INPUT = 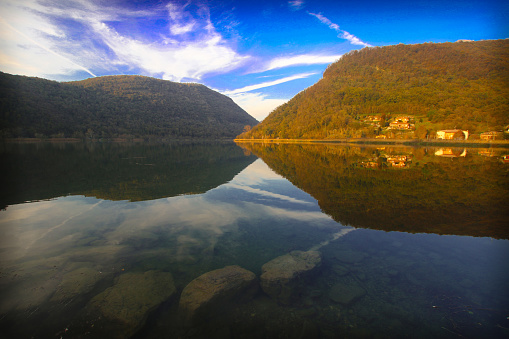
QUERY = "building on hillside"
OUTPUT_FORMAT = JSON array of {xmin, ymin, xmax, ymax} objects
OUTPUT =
[
  {"xmin": 389, "ymin": 121, "xmax": 411, "ymax": 129},
  {"xmin": 436, "ymin": 129, "xmax": 469, "ymax": 140},
  {"xmin": 387, "ymin": 116, "xmax": 414, "ymax": 130},
  {"xmin": 389, "ymin": 122, "xmax": 413, "ymax": 130},
  {"xmin": 367, "ymin": 115, "xmax": 382, "ymax": 122},
  {"xmin": 480, "ymin": 131, "xmax": 504, "ymax": 140},
  {"xmin": 395, "ymin": 116, "xmax": 411, "ymax": 123},
  {"xmin": 359, "ymin": 161, "xmax": 379, "ymax": 168},
  {"xmin": 363, "ymin": 115, "xmax": 382, "ymax": 128}
]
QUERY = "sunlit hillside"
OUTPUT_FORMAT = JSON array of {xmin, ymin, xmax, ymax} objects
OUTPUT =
[{"xmin": 238, "ymin": 39, "xmax": 509, "ymax": 140}]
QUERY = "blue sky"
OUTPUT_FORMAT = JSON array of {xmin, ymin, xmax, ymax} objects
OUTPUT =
[{"xmin": 0, "ymin": 0, "xmax": 507, "ymax": 120}]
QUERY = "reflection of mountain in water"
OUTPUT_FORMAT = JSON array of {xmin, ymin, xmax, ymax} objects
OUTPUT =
[
  {"xmin": 1, "ymin": 142, "xmax": 257, "ymax": 208},
  {"xmin": 237, "ymin": 142, "xmax": 509, "ymax": 239}
]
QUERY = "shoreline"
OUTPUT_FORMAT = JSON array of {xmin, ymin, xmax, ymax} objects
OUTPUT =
[
  {"xmin": 3, "ymin": 137, "xmax": 509, "ymax": 148},
  {"xmin": 234, "ymin": 138, "xmax": 509, "ymax": 148},
  {"xmin": 1, "ymin": 137, "xmax": 235, "ymax": 143}
]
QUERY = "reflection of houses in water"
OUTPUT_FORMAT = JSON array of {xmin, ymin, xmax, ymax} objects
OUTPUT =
[
  {"xmin": 386, "ymin": 155, "xmax": 411, "ymax": 168},
  {"xmin": 436, "ymin": 129, "xmax": 469, "ymax": 140},
  {"xmin": 390, "ymin": 161, "xmax": 407, "ymax": 168},
  {"xmin": 359, "ymin": 154, "xmax": 412, "ymax": 168},
  {"xmin": 478, "ymin": 149, "xmax": 498, "ymax": 157},
  {"xmin": 434, "ymin": 148, "xmax": 467, "ymax": 157}
]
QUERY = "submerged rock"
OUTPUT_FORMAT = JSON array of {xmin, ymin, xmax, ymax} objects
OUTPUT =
[
  {"xmin": 329, "ymin": 282, "xmax": 366, "ymax": 305},
  {"xmin": 87, "ymin": 270, "xmax": 176, "ymax": 337},
  {"xmin": 333, "ymin": 250, "xmax": 366, "ymax": 264},
  {"xmin": 332, "ymin": 264, "xmax": 350, "ymax": 276},
  {"xmin": 260, "ymin": 250, "xmax": 321, "ymax": 303},
  {"xmin": 51, "ymin": 266, "xmax": 105, "ymax": 303},
  {"xmin": 179, "ymin": 265, "xmax": 257, "ymax": 325}
]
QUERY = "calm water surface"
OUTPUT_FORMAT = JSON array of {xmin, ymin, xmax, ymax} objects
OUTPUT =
[{"xmin": 0, "ymin": 141, "xmax": 508, "ymax": 338}]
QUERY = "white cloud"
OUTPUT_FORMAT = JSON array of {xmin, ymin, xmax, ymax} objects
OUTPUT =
[
  {"xmin": 309, "ymin": 12, "xmax": 340, "ymax": 30},
  {"xmin": 288, "ymin": 0, "xmax": 305, "ymax": 11},
  {"xmin": 167, "ymin": 2, "xmax": 196, "ymax": 35},
  {"xmin": 221, "ymin": 72, "xmax": 317, "ymax": 120},
  {"xmin": 223, "ymin": 72, "xmax": 316, "ymax": 95},
  {"xmin": 262, "ymin": 53, "xmax": 342, "ymax": 72},
  {"xmin": 0, "ymin": 16, "xmax": 97, "ymax": 77},
  {"xmin": 92, "ymin": 20, "xmax": 248, "ymax": 81},
  {"xmin": 342, "ymin": 30, "xmax": 368, "ymax": 47},
  {"xmin": 227, "ymin": 92, "xmax": 287, "ymax": 121},
  {"xmin": 0, "ymin": 0, "xmax": 106, "ymax": 78},
  {"xmin": 308, "ymin": 12, "xmax": 372, "ymax": 47},
  {"xmin": 0, "ymin": 0, "xmax": 250, "ymax": 81}
]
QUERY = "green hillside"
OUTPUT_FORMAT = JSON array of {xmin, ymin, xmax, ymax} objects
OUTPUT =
[
  {"xmin": 238, "ymin": 39, "xmax": 509, "ymax": 140},
  {"xmin": 0, "ymin": 73, "xmax": 258, "ymax": 139}
]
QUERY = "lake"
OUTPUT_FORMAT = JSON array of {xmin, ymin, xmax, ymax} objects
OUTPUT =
[{"xmin": 0, "ymin": 141, "xmax": 508, "ymax": 338}]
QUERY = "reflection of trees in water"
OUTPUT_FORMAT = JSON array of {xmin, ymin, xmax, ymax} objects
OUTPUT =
[
  {"xmin": 238, "ymin": 142, "xmax": 509, "ymax": 239},
  {"xmin": 1, "ymin": 142, "xmax": 257, "ymax": 207}
]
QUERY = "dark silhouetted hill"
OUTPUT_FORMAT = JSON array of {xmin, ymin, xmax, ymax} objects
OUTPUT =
[{"xmin": 0, "ymin": 73, "xmax": 258, "ymax": 139}]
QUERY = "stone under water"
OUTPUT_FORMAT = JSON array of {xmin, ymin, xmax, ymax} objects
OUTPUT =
[
  {"xmin": 328, "ymin": 282, "xmax": 366, "ymax": 305},
  {"xmin": 86, "ymin": 270, "xmax": 176, "ymax": 338},
  {"xmin": 260, "ymin": 250, "xmax": 322, "ymax": 303},
  {"xmin": 178, "ymin": 265, "xmax": 257, "ymax": 326}
]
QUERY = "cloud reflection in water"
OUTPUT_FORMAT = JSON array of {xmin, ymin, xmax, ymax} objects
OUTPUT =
[{"xmin": 0, "ymin": 158, "xmax": 348, "ymax": 315}]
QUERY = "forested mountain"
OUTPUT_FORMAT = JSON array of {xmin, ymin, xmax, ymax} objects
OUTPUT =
[
  {"xmin": 238, "ymin": 39, "xmax": 509, "ymax": 140},
  {"xmin": 0, "ymin": 73, "xmax": 258, "ymax": 139}
]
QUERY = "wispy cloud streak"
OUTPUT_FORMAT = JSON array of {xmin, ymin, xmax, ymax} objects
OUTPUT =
[
  {"xmin": 0, "ymin": 0, "xmax": 249, "ymax": 81},
  {"xmin": 288, "ymin": 0, "xmax": 305, "ymax": 11},
  {"xmin": 263, "ymin": 54, "xmax": 342, "ymax": 72},
  {"xmin": 167, "ymin": 2, "xmax": 197, "ymax": 35},
  {"xmin": 0, "ymin": 15, "xmax": 97, "ymax": 77},
  {"xmin": 308, "ymin": 12, "xmax": 371, "ymax": 47},
  {"xmin": 223, "ymin": 72, "xmax": 316, "ymax": 95},
  {"xmin": 91, "ymin": 19, "xmax": 248, "ymax": 81},
  {"xmin": 222, "ymin": 71, "xmax": 318, "ymax": 120}
]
